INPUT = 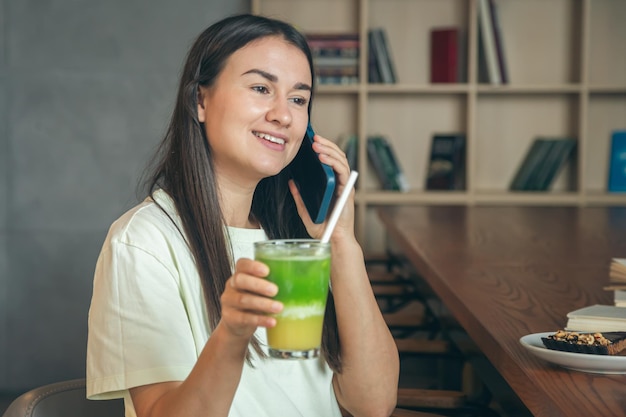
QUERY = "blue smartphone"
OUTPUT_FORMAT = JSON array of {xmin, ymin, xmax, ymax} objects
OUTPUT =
[{"xmin": 290, "ymin": 123, "xmax": 336, "ymax": 224}]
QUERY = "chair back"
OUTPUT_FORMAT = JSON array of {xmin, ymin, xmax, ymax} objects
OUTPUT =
[{"xmin": 2, "ymin": 378, "xmax": 123, "ymax": 417}]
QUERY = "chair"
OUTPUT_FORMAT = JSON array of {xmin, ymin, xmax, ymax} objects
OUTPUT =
[
  {"xmin": 366, "ymin": 253, "xmax": 457, "ymax": 357},
  {"xmin": 366, "ymin": 254, "xmax": 501, "ymax": 417},
  {"xmin": 2, "ymin": 378, "xmax": 123, "ymax": 417},
  {"xmin": 4, "ymin": 380, "xmax": 468, "ymax": 417}
]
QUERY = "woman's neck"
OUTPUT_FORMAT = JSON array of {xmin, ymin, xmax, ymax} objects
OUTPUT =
[{"xmin": 217, "ymin": 177, "xmax": 259, "ymax": 229}]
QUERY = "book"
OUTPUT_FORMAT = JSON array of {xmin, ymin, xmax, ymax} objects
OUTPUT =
[
  {"xmin": 375, "ymin": 136, "xmax": 410, "ymax": 192},
  {"xmin": 366, "ymin": 136, "xmax": 408, "ymax": 191},
  {"xmin": 313, "ymin": 56, "xmax": 359, "ymax": 68},
  {"xmin": 477, "ymin": 0, "xmax": 501, "ymax": 84},
  {"xmin": 509, "ymin": 138, "xmax": 554, "ymax": 191},
  {"xmin": 610, "ymin": 258, "xmax": 626, "ymax": 283},
  {"xmin": 566, "ymin": 304, "xmax": 626, "ymax": 332},
  {"xmin": 430, "ymin": 27, "xmax": 459, "ymax": 83},
  {"xmin": 367, "ymin": 30, "xmax": 381, "ymax": 83},
  {"xmin": 368, "ymin": 28, "xmax": 397, "ymax": 84},
  {"xmin": 317, "ymin": 75, "xmax": 359, "ymax": 85},
  {"xmin": 306, "ymin": 32, "xmax": 360, "ymax": 85},
  {"xmin": 476, "ymin": 26, "xmax": 489, "ymax": 83},
  {"xmin": 306, "ymin": 33, "xmax": 360, "ymax": 58},
  {"xmin": 425, "ymin": 134, "xmax": 466, "ymax": 190},
  {"xmin": 615, "ymin": 290, "xmax": 626, "ymax": 308},
  {"xmin": 522, "ymin": 140, "xmax": 559, "ymax": 191},
  {"xmin": 367, "ymin": 137, "xmax": 396, "ymax": 190},
  {"xmin": 603, "ymin": 258, "xmax": 626, "ymax": 294},
  {"xmin": 603, "ymin": 259, "xmax": 626, "ymax": 306},
  {"xmin": 488, "ymin": 0, "xmax": 509, "ymax": 83},
  {"xmin": 607, "ymin": 130, "xmax": 626, "ymax": 192},
  {"xmin": 378, "ymin": 29, "xmax": 397, "ymax": 83},
  {"xmin": 531, "ymin": 138, "xmax": 576, "ymax": 191}
]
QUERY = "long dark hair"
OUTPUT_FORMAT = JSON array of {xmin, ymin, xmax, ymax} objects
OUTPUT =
[{"xmin": 142, "ymin": 14, "xmax": 341, "ymax": 371}]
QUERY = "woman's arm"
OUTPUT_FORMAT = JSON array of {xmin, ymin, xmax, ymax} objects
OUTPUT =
[
  {"xmin": 291, "ymin": 135, "xmax": 399, "ymax": 417},
  {"xmin": 328, "ymin": 234, "xmax": 399, "ymax": 417},
  {"xmin": 130, "ymin": 259, "xmax": 282, "ymax": 417}
]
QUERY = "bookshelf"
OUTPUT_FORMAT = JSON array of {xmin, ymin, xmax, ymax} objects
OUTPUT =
[{"xmin": 251, "ymin": 0, "xmax": 626, "ymax": 252}]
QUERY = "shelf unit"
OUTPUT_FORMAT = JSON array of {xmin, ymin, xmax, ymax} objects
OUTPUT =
[{"xmin": 251, "ymin": 0, "xmax": 626, "ymax": 252}]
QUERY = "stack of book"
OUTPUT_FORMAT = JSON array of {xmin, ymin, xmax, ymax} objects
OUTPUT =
[
  {"xmin": 509, "ymin": 137, "xmax": 576, "ymax": 191},
  {"xmin": 477, "ymin": 0, "xmax": 508, "ymax": 84},
  {"xmin": 604, "ymin": 258, "xmax": 626, "ymax": 307},
  {"xmin": 368, "ymin": 28, "xmax": 397, "ymax": 84},
  {"xmin": 568, "ymin": 259, "xmax": 626, "ymax": 330},
  {"xmin": 610, "ymin": 258, "xmax": 626, "ymax": 283},
  {"xmin": 306, "ymin": 33, "xmax": 359, "ymax": 85},
  {"xmin": 566, "ymin": 304, "xmax": 626, "ymax": 332}
]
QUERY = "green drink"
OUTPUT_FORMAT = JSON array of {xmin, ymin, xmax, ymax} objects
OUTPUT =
[{"xmin": 254, "ymin": 239, "xmax": 331, "ymax": 359}]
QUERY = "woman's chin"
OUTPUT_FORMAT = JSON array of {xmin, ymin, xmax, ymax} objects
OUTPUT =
[{"xmin": 256, "ymin": 163, "xmax": 286, "ymax": 179}]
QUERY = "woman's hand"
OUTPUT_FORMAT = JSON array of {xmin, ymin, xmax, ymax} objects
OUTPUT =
[
  {"xmin": 290, "ymin": 133, "xmax": 355, "ymax": 241},
  {"xmin": 131, "ymin": 259, "xmax": 284, "ymax": 417},
  {"xmin": 220, "ymin": 258, "xmax": 283, "ymax": 341}
]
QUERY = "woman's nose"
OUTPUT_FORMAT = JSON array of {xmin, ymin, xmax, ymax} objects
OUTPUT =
[{"xmin": 266, "ymin": 98, "xmax": 292, "ymax": 126}]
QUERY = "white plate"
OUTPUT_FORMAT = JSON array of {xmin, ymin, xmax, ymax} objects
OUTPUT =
[{"xmin": 519, "ymin": 332, "xmax": 626, "ymax": 374}]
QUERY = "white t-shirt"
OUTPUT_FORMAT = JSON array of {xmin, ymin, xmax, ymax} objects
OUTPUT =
[{"xmin": 86, "ymin": 189, "xmax": 341, "ymax": 417}]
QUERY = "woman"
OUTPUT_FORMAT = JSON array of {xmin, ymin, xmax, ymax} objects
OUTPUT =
[{"xmin": 86, "ymin": 13, "xmax": 398, "ymax": 417}]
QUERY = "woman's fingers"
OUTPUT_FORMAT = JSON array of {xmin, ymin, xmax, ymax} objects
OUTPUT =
[
  {"xmin": 220, "ymin": 259, "xmax": 282, "ymax": 337},
  {"xmin": 224, "ymin": 281, "xmax": 281, "ymax": 313},
  {"xmin": 221, "ymin": 306, "xmax": 277, "ymax": 332},
  {"xmin": 312, "ymin": 135, "xmax": 354, "ymax": 200},
  {"xmin": 228, "ymin": 259, "xmax": 275, "ymax": 295},
  {"xmin": 289, "ymin": 133, "xmax": 357, "ymax": 238},
  {"xmin": 312, "ymin": 136, "xmax": 350, "ymax": 175}
]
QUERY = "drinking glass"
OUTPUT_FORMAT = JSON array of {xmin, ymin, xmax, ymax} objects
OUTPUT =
[{"xmin": 254, "ymin": 239, "xmax": 331, "ymax": 359}]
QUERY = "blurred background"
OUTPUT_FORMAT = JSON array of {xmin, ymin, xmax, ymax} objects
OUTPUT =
[{"xmin": 0, "ymin": 0, "xmax": 248, "ymax": 402}]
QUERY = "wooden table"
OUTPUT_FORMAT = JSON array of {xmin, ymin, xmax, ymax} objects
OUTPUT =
[{"xmin": 377, "ymin": 205, "xmax": 626, "ymax": 417}]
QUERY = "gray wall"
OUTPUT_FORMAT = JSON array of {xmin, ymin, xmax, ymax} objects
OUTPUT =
[{"xmin": 0, "ymin": 0, "xmax": 249, "ymax": 392}]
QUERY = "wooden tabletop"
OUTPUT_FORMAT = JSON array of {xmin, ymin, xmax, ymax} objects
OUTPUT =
[{"xmin": 377, "ymin": 205, "xmax": 626, "ymax": 417}]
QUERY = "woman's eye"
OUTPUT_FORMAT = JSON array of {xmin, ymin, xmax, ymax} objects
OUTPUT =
[
  {"xmin": 290, "ymin": 97, "xmax": 308, "ymax": 106},
  {"xmin": 252, "ymin": 85, "xmax": 269, "ymax": 94}
]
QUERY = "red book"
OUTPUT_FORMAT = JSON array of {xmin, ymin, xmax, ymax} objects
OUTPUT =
[{"xmin": 430, "ymin": 28, "xmax": 458, "ymax": 83}]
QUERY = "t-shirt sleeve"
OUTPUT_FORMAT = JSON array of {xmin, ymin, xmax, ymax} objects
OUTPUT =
[{"xmin": 86, "ymin": 235, "xmax": 198, "ymax": 400}]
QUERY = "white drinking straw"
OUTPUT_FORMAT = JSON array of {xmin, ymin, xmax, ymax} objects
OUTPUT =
[{"xmin": 320, "ymin": 170, "xmax": 359, "ymax": 244}]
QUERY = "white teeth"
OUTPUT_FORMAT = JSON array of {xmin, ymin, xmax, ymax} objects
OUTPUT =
[{"xmin": 255, "ymin": 131, "xmax": 285, "ymax": 145}]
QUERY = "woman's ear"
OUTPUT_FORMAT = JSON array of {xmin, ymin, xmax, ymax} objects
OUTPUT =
[{"xmin": 197, "ymin": 87, "xmax": 207, "ymax": 123}]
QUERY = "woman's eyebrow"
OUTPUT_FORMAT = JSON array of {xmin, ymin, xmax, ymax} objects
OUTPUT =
[{"xmin": 243, "ymin": 68, "xmax": 312, "ymax": 92}]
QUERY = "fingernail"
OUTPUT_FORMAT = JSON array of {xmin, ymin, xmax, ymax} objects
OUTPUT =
[
  {"xmin": 271, "ymin": 301, "xmax": 283, "ymax": 313},
  {"xmin": 267, "ymin": 284, "xmax": 278, "ymax": 296}
]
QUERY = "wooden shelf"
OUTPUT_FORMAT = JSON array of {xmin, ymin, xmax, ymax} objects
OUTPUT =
[
  {"xmin": 252, "ymin": 0, "xmax": 626, "ymax": 252},
  {"xmin": 476, "ymin": 85, "xmax": 583, "ymax": 94}
]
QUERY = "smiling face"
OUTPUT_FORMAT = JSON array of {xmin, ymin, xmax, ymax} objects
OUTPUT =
[{"xmin": 197, "ymin": 35, "xmax": 313, "ymax": 187}]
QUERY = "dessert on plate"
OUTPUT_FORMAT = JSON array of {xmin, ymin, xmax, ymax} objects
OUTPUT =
[{"xmin": 541, "ymin": 330, "xmax": 626, "ymax": 355}]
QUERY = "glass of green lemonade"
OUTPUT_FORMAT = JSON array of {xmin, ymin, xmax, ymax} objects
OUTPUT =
[{"xmin": 254, "ymin": 239, "xmax": 331, "ymax": 359}]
